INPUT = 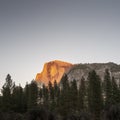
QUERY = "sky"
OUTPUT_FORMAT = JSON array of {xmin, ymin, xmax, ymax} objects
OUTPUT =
[{"xmin": 0, "ymin": 0, "xmax": 120, "ymax": 89}]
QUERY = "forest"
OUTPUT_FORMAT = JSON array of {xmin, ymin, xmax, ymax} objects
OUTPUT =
[{"xmin": 0, "ymin": 69, "xmax": 120, "ymax": 120}]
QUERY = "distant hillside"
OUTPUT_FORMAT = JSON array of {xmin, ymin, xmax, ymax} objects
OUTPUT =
[{"xmin": 67, "ymin": 62, "xmax": 120, "ymax": 84}]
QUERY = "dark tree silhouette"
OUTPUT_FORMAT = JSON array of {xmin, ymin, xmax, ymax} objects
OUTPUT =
[
  {"xmin": 104, "ymin": 69, "xmax": 112, "ymax": 106},
  {"xmin": 2, "ymin": 74, "xmax": 15, "ymax": 111},
  {"xmin": 87, "ymin": 70, "xmax": 103, "ymax": 120},
  {"xmin": 70, "ymin": 79, "xmax": 78, "ymax": 113},
  {"xmin": 111, "ymin": 76, "xmax": 120, "ymax": 104},
  {"xmin": 12, "ymin": 85, "xmax": 25, "ymax": 113},
  {"xmin": 78, "ymin": 76, "xmax": 86, "ymax": 112},
  {"xmin": 28, "ymin": 80, "xmax": 38, "ymax": 109},
  {"xmin": 59, "ymin": 74, "xmax": 71, "ymax": 116}
]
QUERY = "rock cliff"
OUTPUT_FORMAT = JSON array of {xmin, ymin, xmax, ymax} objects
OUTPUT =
[
  {"xmin": 35, "ymin": 60, "xmax": 73, "ymax": 85},
  {"xmin": 36, "ymin": 60, "xmax": 120, "ymax": 86}
]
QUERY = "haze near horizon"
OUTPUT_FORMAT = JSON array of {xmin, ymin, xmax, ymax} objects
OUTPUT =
[{"xmin": 0, "ymin": 0, "xmax": 120, "ymax": 88}]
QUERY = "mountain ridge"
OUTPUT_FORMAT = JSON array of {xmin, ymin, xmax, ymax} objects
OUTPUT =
[{"xmin": 35, "ymin": 60, "xmax": 120, "ymax": 86}]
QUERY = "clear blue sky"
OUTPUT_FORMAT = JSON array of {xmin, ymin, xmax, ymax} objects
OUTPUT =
[{"xmin": 0, "ymin": 0, "xmax": 120, "ymax": 88}]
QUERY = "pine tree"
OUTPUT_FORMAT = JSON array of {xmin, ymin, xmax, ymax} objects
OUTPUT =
[
  {"xmin": 53, "ymin": 80, "xmax": 60, "ymax": 111},
  {"xmin": 48, "ymin": 81, "xmax": 54, "ymax": 101},
  {"xmin": 59, "ymin": 74, "xmax": 70, "ymax": 115},
  {"xmin": 24, "ymin": 82, "xmax": 30, "ymax": 111},
  {"xmin": 78, "ymin": 76, "xmax": 86, "ymax": 112},
  {"xmin": 0, "ymin": 95, "xmax": 2, "ymax": 111},
  {"xmin": 54, "ymin": 80, "xmax": 59, "ymax": 100},
  {"xmin": 104, "ymin": 69, "xmax": 112, "ymax": 106},
  {"xmin": 28, "ymin": 80, "xmax": 38, "ymax": 109},
  {"xmin": 70, "ymin": 79, "xmax": 78, "ymax": 113},
  {"xmin": 111, "ymin": 76, "xmax": 120, "ymax": 104},
  {"xmin": 42, "ymin": 84, "xmax": 49, "ymax": 108},
  {"xmin": 38, "ymin": 88, "xmax": 43, "ymax": 105},
  {"xmin": 48, "ymin": 81, "xmax": 55, "ymax": 111},
  {"xmin": 60, "ymin": 74, "xmax": 69, "ymax": 90},
  {"xmin": 88, "ymin": 70, "xmax": 103, "ymax": 120},
  {"xmin": 12, "ymin": 85, "xmax": 24, "ymax": 113},
  {"xmin": 1, "ymin": 74, "xmax": 15, "ymax": 111}
]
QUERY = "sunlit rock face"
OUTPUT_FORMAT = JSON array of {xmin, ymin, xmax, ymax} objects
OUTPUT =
[{"xmin": 35, "ymin": 60, "xmax": 73, "ymax": 86}]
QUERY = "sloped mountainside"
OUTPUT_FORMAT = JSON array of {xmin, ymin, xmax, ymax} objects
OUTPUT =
[
  {"xmin": 36, "ymin": 60, "xmax": 120, "ymax": 86},
  {"xmin": 67, "ymin": 62, "xmax": 120, "ymax": 84},
  {"xmin": 35, "ymin": 60, "xmax": 73, "ymax": 85}
]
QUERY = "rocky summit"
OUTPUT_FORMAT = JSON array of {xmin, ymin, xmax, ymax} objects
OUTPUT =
[{"xmin": 35, "ymin": 60, "xmax": 73, "ymax": 85}]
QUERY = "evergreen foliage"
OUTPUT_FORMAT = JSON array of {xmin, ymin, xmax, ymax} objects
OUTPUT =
[
  {"xmin": 53, "ymin": 80, "xmax": 60, "ymax": 112},
  {"xmin": 42, "ymin": 84, "xmax": 49, "ymax": 108},
  {"xmin": 78, "ymin": 77, "xmax": 86, "ymax": 111},
  {"xmin": 12, "ymin": 85, "xmax": 25, "ymax": 113},
  {"xmin": 59, "ymin": 74, "xmax": 71, "ymax": 115},
  {"xmin": 87, "ymin": 70, "xmax": 103, "ymax": 120},
  {"xmin": 0, "ymin": 72, "xmax": 120, "ymax": 120},
  {"xmin": 0, "ymin": 96, "xmax": 2, "ymax": 110},
  {"xmin": 1, "ymin": 74, "xmax": 15, "ymax": 111},
  {"xmin": 111, "ymin": 76, "xmax": 120, "ymax": 104},
  {"xmin": 104, "ymin": 69, "xmax": 112, "ymax": 106},
  {"xmin": 28, "ymin": 80, "xmax": 38, "ymax": 109},
  {"xmin": 48, "ymin": 80, "xmax": 55, "ymax": 111},
  {"xmin": 24, "ymin": 82, "xmax": 30, "ymax": 111},
  {"xmin": 70, "ymin": 79, "xmax": 78, "ymax": 113}
]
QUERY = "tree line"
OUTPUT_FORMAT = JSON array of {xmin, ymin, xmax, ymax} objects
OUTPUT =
[{"xmin": 0, "ymin": 69, "xmax": 120, "ymax": 120}]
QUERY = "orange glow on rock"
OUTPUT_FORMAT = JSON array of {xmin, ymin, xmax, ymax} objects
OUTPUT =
[{"xmin": 35, "ymin": 60, "xmax": 73, "ymax": 85}]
